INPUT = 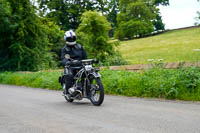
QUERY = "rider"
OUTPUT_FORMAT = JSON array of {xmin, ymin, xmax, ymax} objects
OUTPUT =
[{"xmin": 60, "ymin": 30, "xmax": 87, "ymax": 94}]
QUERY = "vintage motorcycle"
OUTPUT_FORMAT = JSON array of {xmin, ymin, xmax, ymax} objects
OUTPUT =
[{"xmin": 59, "ymin": 59, "xmax": 104, "ymax": 106}]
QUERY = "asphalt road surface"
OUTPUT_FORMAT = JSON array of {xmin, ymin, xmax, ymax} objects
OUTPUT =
[{"xmin": 0, "ymin": 84, "xmax": 200, "ymax": 133}]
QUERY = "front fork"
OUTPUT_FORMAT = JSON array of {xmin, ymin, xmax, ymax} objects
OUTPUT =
[
  {"xmin": 83, "ymin": 71, "xmax": 101, "ymax": 98},
  {"xmin": 82, "ymin": 70, "xmax": 91, "ymax": 98}
]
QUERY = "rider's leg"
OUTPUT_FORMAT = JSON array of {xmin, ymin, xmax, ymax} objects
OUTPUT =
[{"xmin": 63, "ymin": 67, "xmax": 74, "ymax": 94}]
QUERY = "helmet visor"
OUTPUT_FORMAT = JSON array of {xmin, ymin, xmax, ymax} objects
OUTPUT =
[{"xmin": 66, "ymin": 36, "xmax": 76, "ymax": 42}]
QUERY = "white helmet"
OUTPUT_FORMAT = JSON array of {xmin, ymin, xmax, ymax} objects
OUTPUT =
[{"xmin": 64, "ymin": 30, "xmax": 76, "ymax": 46}]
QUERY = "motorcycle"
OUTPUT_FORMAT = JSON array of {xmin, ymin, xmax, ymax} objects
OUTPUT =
[{"xmin": 59, "ymin": 59, "xmax": 104, "ymax": 106}]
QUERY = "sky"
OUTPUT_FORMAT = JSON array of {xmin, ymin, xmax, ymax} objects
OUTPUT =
[{"xmin": 159, "ymin": 0, "xmax": 199, "ymax": 29}]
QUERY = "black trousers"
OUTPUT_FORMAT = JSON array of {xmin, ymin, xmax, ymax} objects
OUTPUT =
[{"xmin": 63, "ymin": 67, "xmax": 80, "ymax": 93}]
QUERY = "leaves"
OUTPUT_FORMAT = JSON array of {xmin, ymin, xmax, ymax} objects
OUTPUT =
[
  {"xmin": 76, "ymin": 11, "xmax": 113, "ymax": 61},
  {"xmin": 0, "ymin": 0, "xmax": 63, "ymax": 71},
  {"xmin": 38, "ymin": 0, "xmax": 109, "ymax": 30},
  {"xmin": 115, "ymin": 0, "xmax": 167, "ymax": 40}
]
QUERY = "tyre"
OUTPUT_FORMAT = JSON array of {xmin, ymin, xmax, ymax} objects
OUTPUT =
[
  {"xmin": 62, "ymin": 83, "xmax": 74, "ymax": 103},
  {"xmin": 89, "ymin": 78, "xmax": 104, "ymax": 106}
]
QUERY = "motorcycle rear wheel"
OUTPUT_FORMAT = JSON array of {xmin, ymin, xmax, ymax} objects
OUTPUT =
[{"xmin": 89, "ymin": 78, "xmax": 104, "ymax": 106}]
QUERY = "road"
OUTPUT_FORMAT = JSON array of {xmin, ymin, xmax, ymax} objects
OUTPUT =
[{"xmin": 0, "ymin": 84, "xmax": 200, "ymax": 133}]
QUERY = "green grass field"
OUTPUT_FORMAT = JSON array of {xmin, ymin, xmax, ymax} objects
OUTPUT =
[{"xmin": 119, "ymin": 27, "xmax": 200, "ymax": 64}]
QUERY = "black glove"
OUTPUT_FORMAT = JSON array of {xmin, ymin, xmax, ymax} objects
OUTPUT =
[
  {"xmin": 72, "ymin": 60, "xmax": 81, "ymax": 65},
  {"xmin": 66, "ymin": 60, "xmax": 81, "ymax": 66},
  {"xmin": 65, "ymin": 61, "xmax": 72, "ymax": 66}
]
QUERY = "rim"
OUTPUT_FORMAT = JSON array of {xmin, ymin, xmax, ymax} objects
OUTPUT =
[{"xmin": 90, "ymin": 81, "xmax": 101, "ymax": 102}]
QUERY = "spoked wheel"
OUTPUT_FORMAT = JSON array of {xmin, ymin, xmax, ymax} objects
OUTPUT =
[
  {"xmin": 89, "ymin": 78, "xmax": 104, "ymax": 106},
  {"xmin": 62, "ymin": 83, "xmax": 74, "ymax": 103}
]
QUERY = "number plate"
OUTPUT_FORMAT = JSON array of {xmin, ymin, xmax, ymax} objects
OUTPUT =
[{"xmin": 85, "ymin": 65, "xmax": 92, "ymax": 71}]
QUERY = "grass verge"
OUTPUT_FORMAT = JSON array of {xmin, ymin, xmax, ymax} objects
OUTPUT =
[
  {"xmin": 119, "ymin": 27, "xmax": 200, "ymax": 64},
  {"xmin": 0, "ymin": 67, "xmax": 200, "ymax": 101}
]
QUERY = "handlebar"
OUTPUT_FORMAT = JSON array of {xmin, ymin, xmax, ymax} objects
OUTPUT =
[
  {"xmin": 81, "ymin": 59, "xmax": 99, "ymax": 65},
  {"xmin": 65, "ymin": 59, "xmax": 98, "ymax": 67}
]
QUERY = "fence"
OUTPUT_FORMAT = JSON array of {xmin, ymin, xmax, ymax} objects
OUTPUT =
[{"xmin": 102, "ymin": 62, "xmax": 200, "ymax": 71}]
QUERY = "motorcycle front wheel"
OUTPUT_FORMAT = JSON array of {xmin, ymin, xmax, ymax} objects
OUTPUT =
[{"xmin": 89, "ymin": 78, "xmax": 104, "ymax": 106}]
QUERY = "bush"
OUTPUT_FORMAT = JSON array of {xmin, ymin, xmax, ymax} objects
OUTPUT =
[
  {"xmin": 1, "ymin": 67, "xmax": 200, "ymax": 101},
  {"xmin": 101, "ymin": 67, "xmax": 200, "ymax": 101},
  {"xmin": 100, "ymin": 52, "xmax": 129, "ymax": 66}
]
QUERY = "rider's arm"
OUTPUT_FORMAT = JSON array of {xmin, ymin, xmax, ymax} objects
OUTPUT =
[{"xmin": 61, "ymin": 48, "xmax": 70, "ymax": 66}]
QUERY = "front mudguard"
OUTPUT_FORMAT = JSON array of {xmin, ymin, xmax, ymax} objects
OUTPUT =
[{"xmin": 89, "ymin": 71, "xmax": 101, "ymax": 78}]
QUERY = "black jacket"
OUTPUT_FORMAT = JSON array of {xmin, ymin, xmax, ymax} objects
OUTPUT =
[{"xmin": 61, "ymin": 43, "xmax": 87, "ymax": 66}]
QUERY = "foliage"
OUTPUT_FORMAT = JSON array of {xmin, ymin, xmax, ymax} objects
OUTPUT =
[
  {"xmin": 41, "ymin": 17, "xmax": 65, "ymax": 66},
  {"xmin": 0, "ymin": 0, "xmax": 56, "ymax": 71},
  {"xmin": 102, "ymin": 67, "xmax": 200, "ymax": 101},
  {"xmin": 106, "ymin": 0, "xmax": 119, "ymax": 37},
  {"xmin": 115, "ymin": 20, "xmax": 154, "ymax": 40},
  {"xmin": 107, "ymin": 0, "xmax": 119, "ymax": 27},
  {"xmin": 119, "ymin": 27, "xmax": 200, "ymax": 64},
  {"xmin": 115, "ymin": 0, "xmax": 156, "ymax": 40},
  {"xmin": 99, "ymin": 49, "xmax": 129, "ymax": 66},
  {"xmin": 110, "ymin": 0, "xmax": 167, "ymax": 37},
  {"xmin": 0, "ymin": 0, "xmax": 65, "ymax": 71},
  {"xmin": 1, "ymin": 67, "xmax": 200, "ymax": 101},
  {"xmin": 154, "ymin": 0, "xmax": 169, "ymax": 6},
  {"xmin": 76, "ymin": 11, "xmax": 114, "ymax": 62},
  {"xmin": 115, "ymin": 0, "xmax": 168, "ymax": 40},
  {"xmin": 38, "ymin": 0, "xmax": 122, "ymax": 38},
  {"xmin": 153, "ymin": 0, "xmax": 168, "ymax": 31},
  {"xmin": 194, "ymin": 11, "xmax": 200, "ymax": 26},
  {"xmin": 195, "ymin": 0, "xmax": 200, "ymax": 26},
  {"xmin": 37, "ymin": 0, "xmax": 167, "ymax": 37},
  {"xmin": 153, "ymin": 14, "xmax": 165, "ymax": 32},
  {"xmin": 38, "ymin": 0, "xmax": 109, "ymax": 30}
]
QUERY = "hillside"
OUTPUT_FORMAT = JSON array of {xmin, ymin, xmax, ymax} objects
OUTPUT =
[{"xmin": 119, "ymin": 27, "xmax": 200, "ymax": 64}]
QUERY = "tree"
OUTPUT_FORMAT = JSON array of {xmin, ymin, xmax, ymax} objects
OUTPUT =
[
  {"xmin": 195, "ymin": 0, "xmax": 200, "ymax": 25},
  {"xmin": 115, "ymin": 0, "xmax": 156, "ymax": 40},
  {"xmin": 106, "ymin": 0, "xmax": 119, "ymax": 37},
  {"xmin": 154, "ymin": 0, "xmax": 169, "ymax": 6},
  {"xmin": 153, "ymin": 0, "xmax": 169, "ymax": 32},
  {"xmin": 41, "ymin": 17, "xmax": 65, "ymax": 66},
  {"xmin": 0, "ymin": 0, "xmax": 57, "ymax": 71},
  {"xmin": 115, "ymin": 0, "xmax": 169, "ymax": 40},
  {"xmin": 107, "ymin": 0, "xmax": 119, "ymax": 27},
  {"xmin": 38, "ymin": 0, "xmax": 109, "ymax": 31},
  {"xmin": 153, "ymin": 14, "xmax": 165, "ymax": 32},
  {"xmin": 76, "ymin": 11, "xmax": 113, "ymax": 61},
  {"xmin": 106, "ymin": 0, "xmax": 168, "ymax": 37}
]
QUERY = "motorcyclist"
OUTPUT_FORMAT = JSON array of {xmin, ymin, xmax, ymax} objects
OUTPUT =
[{"xmin": 60, "ymin": 30, "xmax": 87, "ymax": 94}]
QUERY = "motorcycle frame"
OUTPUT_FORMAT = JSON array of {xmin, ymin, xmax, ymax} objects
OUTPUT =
[{"xmin": 72, "ymin": 64, "xmax": 101, "ymax": 98}]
